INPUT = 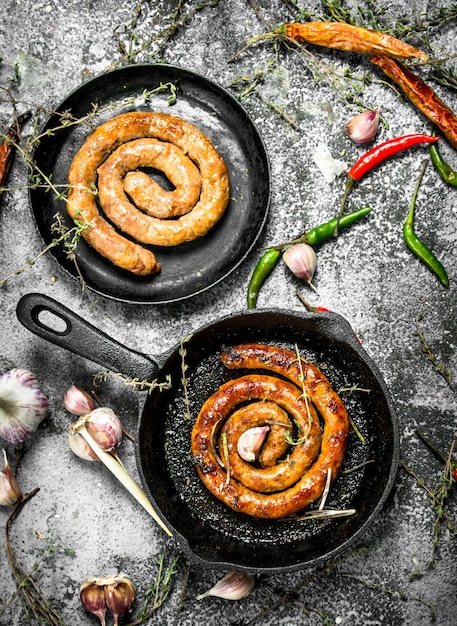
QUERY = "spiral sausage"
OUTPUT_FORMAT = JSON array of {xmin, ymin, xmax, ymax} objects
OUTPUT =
[
  {"xmin": 66, "ymin": 111, "xmax": 230, "ymax": 275},
  {"xmin": 192, "ymin": 344, "xmax": 350, "ymax": 519},
  {"xmin": 99, "ymin": 138, "xmax": 202, "ymax": 219}
]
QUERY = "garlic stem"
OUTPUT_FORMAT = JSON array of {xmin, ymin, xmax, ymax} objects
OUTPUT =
[{"xmin": 76, "ymin": 424, "xmax": 173, "ymax": 537}]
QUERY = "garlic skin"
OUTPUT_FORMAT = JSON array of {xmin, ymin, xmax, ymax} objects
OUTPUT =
[
  {"xmin": 345, "ymin": 109, "xmax": 380, "ymax": 144},
  {"xmin": 312, "ymin": 144, "xmax": 348, "ymax": 183},
  {"xmin": 0, "ymin": 449, "xmax": 23, "ymax": 506},
  {"xmin": 79, "ymin": 574, "xmax": 135, "ymax": 626},
  {"xmin": 104, "ymin": 573, "xmax": 136, "ymax": 626},
  {"xmin": 69, "ymin": 430, "xmax": 100, "ymax": 461},
  {"xmin": 64, "ymin": 385, "xmax": 96, "ymax": 416},
  {"xmin": 237, "ymin": 426, "xmax": 269, "ymax": 462},
  {"xmin": 283, "ymin": 243, "xmax": 317, "ymax": 285},
  {"xmin": 80, "ymin": 408, "xmax": 123, "ymax": 453},
  {"xmin": 80, "ymin": 577, "xmax": 108, "ymax": 626},
  {"xmin": 197, "ymin": 571, "xmax": 255, "ymax": 601},
  {"xmin": 0, "ymin": 368, "xmax": 48, "ymax": 443}
]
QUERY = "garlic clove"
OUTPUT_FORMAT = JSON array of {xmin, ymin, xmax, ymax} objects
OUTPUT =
[
  {"xmin": 85, "ymin": 407, "xmax": 123, "ymax": 453},
  {"xmin": 104, "ymin": 573, "xmax": 136, "ymax": 626},
  {"xmin": 0, "ymin": 368, "xmax": 48, "ymax": 443},
  {"xmin": 80, "ymin": 577, "xmax": 108, "ymax": 626},
  {"xmin": 196, "ymin": 571, "xmax": 256, "ymax": 601},
  {"xmin": 0, "ymin": 449, "xmax": 23, "ymax": 506},
  {"xmin": 63, "ymin": 385, "xmax": 96, "ymax": 416},
  {"xmin": 283, "ymin": 243, "xmax": 317, "ymax": 285},
  {"xmin": 345, "ymin": 108, "xmax": 380, "ymax": 144},
  {"xmin": 69, "ymin": 430, "xmax": 100, "ymax": 461},
  {"xmin": 237, "ymin": 426, "xmax": 270, "ymax": 462}
]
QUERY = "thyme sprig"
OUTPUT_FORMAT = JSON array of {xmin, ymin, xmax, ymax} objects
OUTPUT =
[
  {"xmin": 400, "ymin": 441, "xmax": 457, "ymax": 579},
  {"xmin": 415, "ymin": 311, "xmax": 454, "ymax": 391},
  {"xmin": 126, "ymin": 554, "xmax": 179, "ymax": 625},
  {"xmin": 93, "ymin": 370, "xmax": 172, "ymax": 394},
  {"xmin": 1, "ymin": 488, "xmax": 71, "ymax": 625},
  {"xmin": 0, "ymin": 212, "xmax": 90, "ymax": 286},
  {"xmin": 179, "ymin": 334, "xmax": 192, "ymax": 420}
]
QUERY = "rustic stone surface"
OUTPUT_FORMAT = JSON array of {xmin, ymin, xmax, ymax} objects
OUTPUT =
[{"xmin": 1, "ymin": 1, "xmax": 456, "ymax": 625}]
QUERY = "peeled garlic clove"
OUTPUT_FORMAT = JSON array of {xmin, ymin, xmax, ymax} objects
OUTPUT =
[
  {"xmin": 64, "ymin": 385, "xmax": 96, "ymax": 416},
  {"xmin": 69, "ymin": 430, "xmax": 99, "ymax": 461},
  {"xmin": 104, "ymin": 573, "xmax": 136, "ymax": 626},
  {"xmin": 85, "ymin": 407, "xmax": 123, "ymax": 453},
  {"xmin": 0, "ymin": 449, "xmax": 23, "ymax": 506},
  {"xmin": 0, "ymin": 368, "xmax": 48, "ymax": 443},
  {"xmin": 237, "ymin": 426, "xmax": 269, "ymax": 462},
  {"xmin": 283, "ymin": 243, "xmax": 317, "ymax": 285},
  {"xmin": 80, "ymin": 577, "xmax": 107, "ymax": 626},
  {"xmin": 197, "ymin": 571, "xmax": 255, "ymax": 601},
  {"xmin": 345, "ymin": 108, "xmax": 380, "ymax": 144}
]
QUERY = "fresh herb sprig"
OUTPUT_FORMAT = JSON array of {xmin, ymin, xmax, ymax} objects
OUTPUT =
[
  {"xmin": 128, "ymin": 554, "xmax": 179, "ymax": 625},
  {"xmin": 400, "ymin": 441, "xmax": 457, "ymax": 579},
  {"xmin": 415, "ymin": 311, "xmax": 454, "ymax": 391}
]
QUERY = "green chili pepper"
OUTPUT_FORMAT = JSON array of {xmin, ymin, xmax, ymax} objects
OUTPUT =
[
  {"xmin": 270, "ymin": 206, "xmax": 372, "ymax": 250},
  {"xmin": 429, "ymin": 130, "xmax": 457, "ymax": 186},
  {"xmin": 247, "ymin": 248, "xmax": 280, "ymax": 309},
  {"xmin": 247, "ymin": 206, "xmax": 372, "ymax": 309},
  {"xmin": 403, "ymin": 160, "xmax": 449, "ymax": 288}
]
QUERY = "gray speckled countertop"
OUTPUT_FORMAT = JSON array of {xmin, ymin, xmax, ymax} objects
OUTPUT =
[{"xmin": 1, "ymin": 1, "xmax": 457, "ymax": 625}]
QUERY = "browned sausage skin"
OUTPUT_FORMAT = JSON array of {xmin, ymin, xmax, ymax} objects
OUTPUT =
[
  {"xmin": 191, "ymin": 344, "xmax": 350, "ymax": 519},
  {"xmin": 66, "ymin": 111, "xmax": 230, "ymax": 275},
  {"xmin": 99, "ymin": 137, "xmax": 202, "ymax": 219}
]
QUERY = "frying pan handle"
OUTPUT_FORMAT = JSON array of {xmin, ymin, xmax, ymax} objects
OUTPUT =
[{"xmin": 16, "ymin": 293, "xmax": 160, "ymax": 381}]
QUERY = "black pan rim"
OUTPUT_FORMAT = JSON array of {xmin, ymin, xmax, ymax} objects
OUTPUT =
[{"xmin": 28, "ymin": 63, "xmax": 271, "ymax": 305}]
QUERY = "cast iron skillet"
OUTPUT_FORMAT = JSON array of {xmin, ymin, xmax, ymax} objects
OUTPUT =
[
  {"xmin": 17, "ymin": 293, "xmax": 400, "ymax": 574},
  {"xmin": 28, "ymin": 64, "xmax": 270, "ymax": 304}
]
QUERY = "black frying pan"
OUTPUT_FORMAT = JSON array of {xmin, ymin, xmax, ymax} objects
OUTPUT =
[
  {"xmin": 28, "ymin": 64, "xmax": 270, "ymax": 304},
  {"xmin": 16, "ymin": 292, "xmax": 400, "ymax": 574}
]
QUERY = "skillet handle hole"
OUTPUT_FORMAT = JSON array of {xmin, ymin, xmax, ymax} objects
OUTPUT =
[{"xmin": 34, "ymin": 306, "xmax": 71, "ymax": 337}]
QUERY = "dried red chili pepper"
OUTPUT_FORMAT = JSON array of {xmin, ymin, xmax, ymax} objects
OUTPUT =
[
  {"xmin": 283, "ymin": 22, "xmax": 427, "ymax": 61},
  {"xmin": 0, "ymin": 111, "xmax": 31, "ymax": 198}
]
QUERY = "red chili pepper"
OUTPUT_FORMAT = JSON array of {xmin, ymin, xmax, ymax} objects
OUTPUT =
[{"xmin": 348, "ymin": 133, "xmax": 440, "ymax": 181}]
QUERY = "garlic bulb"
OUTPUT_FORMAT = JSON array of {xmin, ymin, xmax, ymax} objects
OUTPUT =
[
  {"xmin": 0, "ymin": 368, "xmax": 48, "ymax": 443},
  {"xmin": 80, "ymin": 573, "xmax": 135, "ymax": 626},
  {"xmin": 104, "ymin": 573, "xmax": 136, "ymax": 626},
  {"xmin": 345, "ymin": 108, "xmax": 380, "ymax": 144},
  {"xmin": 70, "ymin": 408, "xmax": 123, "ymax": 460},
  {"xmin": 283, "ymin": 243, "xmax": 317, "ymax": 286},
  {"xmin": 237, "ymin": 426, "xmax": 269, "ymax": 462},
  {"xmin": 196, "ymin": 571, "xmax": 255, "ymax": 601},
  {"xmin": 85, "ymin": 408, "xmax": 123, "ymax": 453},
  {"xmin": 64, "ymin": 385, "xmax": 96, "ymax": 415},
  {"xmin": 69, "ymin": 431, "xmax": 100, "ymax": 461},
  {"xmin": 80, "ymin": 577, "xmax": 107, "ymax": 626},
  {"xmin": 0, "ymin": 449, "xmax": 23, "ymax": 506}
]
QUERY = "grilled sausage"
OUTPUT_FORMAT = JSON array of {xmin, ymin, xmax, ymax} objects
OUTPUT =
[
  {"xmin": 66, "ymin": 111, "xmax": 230, "ymax": 274},
  {"xmin": 191, "ymin": 344, "xmax": 350, "ymax": 519},
  {"xmin": 99, "ymin": 137, "xmax": 202, "ymax": 219}
]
